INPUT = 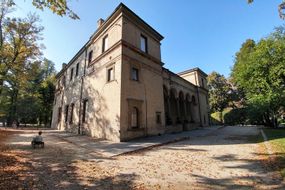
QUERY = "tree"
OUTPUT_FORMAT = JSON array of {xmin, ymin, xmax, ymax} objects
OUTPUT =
[
  {"xmin": 231, "ymin": 27, "xmax": 285, "ymax": 127},
  {"xmin": 37, "ymin": 59, "xmax": 56, "ymax": 126},
  {"xmin": 248, "ymin": 0, "xmax": 285, "ymax": 19},
  {"xmin": 0, "ymin": 0, "xmax": 42, "ymax": 125},
  {"xmin": 207, "ymin": 71, "xmax": 231, "ymax": 123},
  {"xmin": 3, "ymin": 0, "xmax": 79, "ymax": 19},
  {"xmin": 0, "ymin": 0, "xmax": 56, "ymax": 127},
  {"xmin": 231, "ymin": 39, "xmax": 256, "ymax": 96},
  {"xmin": 31, "ymin": 0, "xmax": 79, "ymax": 19},
  {"xmin": 0, "ymin": 0, "xmax": 43, "ymax": 95}
]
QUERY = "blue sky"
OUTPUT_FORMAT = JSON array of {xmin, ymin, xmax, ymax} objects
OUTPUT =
[{"xmin": 13, "ymin": 0, "xmax": 284, "ymax": 77}]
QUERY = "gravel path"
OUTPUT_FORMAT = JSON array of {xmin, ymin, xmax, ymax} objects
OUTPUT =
[{"xmin": 2, "ymin": 126, "xmax": 284, "ymax": 189}]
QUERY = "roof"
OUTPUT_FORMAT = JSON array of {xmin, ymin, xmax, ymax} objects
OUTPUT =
[
  {"xmin": 56, "ymin": 3, "xmax": 164, "ymax": 78},
  {"xmin": 177, "ymin": 67, "xmax": 208, "ymax": 77}
]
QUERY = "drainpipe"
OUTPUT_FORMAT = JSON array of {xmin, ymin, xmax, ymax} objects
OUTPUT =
[{"xmin": 78, "ymin": 49, "xmax": 87, "ymax": 134}]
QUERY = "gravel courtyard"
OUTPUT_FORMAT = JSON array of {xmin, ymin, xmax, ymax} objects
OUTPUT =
[{"xmin": 1, "ymin": 126, "xmax": 284, "ymax": 190}]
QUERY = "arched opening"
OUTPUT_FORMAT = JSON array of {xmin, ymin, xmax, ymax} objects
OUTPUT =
[
  {"xmin": 179, "ymin": 91, "xmax": 185, "ymax": 122},
  {"xmin": 191, "ymin": 95, "xmax": 197, "ymax": 122},
  {"xmin": 163, "ymin": 86, "xmax": 171, "ymax": 125},
  {"xmin": 170, "ymin": 89, "xmax": 178, "ymax": 124},
  {"xmin": 192, "ymin": 95, "xmax": 196, "ymax": 105},
  {"xmin": 131, "ymin": 107, "xmax": 139, "ymax": 128}
]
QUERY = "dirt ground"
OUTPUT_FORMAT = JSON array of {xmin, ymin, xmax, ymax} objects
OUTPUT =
[{"xmin": 0, "ymin": 126, "xmax": 284, "ymax": 190}]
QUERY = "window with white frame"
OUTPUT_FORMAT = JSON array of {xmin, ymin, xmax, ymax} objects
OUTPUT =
[
  {"xmin": 131, "ymin": 107, "xmax": 139, "ymax": 128},
  {"xmin": 102, "ymin": 35, "xmax": 108, "ymax": 53},
  {"xmin": 131, "ymin": 67, "xmax": 139, "ymax": 81},
  {"xmin": 140, "ymin": 34, "xmax": 148, "ymax": 53},
  {"xmin": 107, "ymin": 67, "xmax": 114, "ymax": 82},
  {"xmin": 88, "ymin": 50, "xmax": 93, "ymax": 64},
  {"xmin": 76, "ymin": 62, "xmax": 79, "ymax": 77}
]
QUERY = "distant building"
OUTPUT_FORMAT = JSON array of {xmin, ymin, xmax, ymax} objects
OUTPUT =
[{"xmin": 51, "ymin": 3, "xmax": 209, "ymax": 142}]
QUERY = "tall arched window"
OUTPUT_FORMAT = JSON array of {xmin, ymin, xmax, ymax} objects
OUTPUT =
[
  {"xmin": 192, "ymin": 95, "xmax": 196, "ymax": 105},
  {"xmin": 131, "ymin": 107, "xmax": 139, "ymax": 128}
]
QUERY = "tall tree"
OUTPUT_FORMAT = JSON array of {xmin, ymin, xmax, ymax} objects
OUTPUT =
[
  {"xmin": 0, "ymin": 1, "xmax": 43, "ymax": 95},
  {"xmin": 0, "ymin": 0, "xmax": 44, "ymax": 125},
  {"xmin": 231, "ymin": 28, "xmax": 285, "ymax": 127},
  {"xmin": 207, "ymin": 71, "xmax": 231, "ymax": 123},
  {"xmin": 38, "ymin": 59, "xmax": 56, "ymax": 126}
]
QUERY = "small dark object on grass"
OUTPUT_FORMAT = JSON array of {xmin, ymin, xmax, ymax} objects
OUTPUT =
[{"xmin": 31, "ymin": 131, "xmax": 44, "ymax": 149}]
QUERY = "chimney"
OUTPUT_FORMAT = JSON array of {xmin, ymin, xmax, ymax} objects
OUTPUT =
[
  {"xmin": 97, "ymin": 18, "xmax": 104, "ymax": 28},
  {"xmin": 62, "ymin": 63, "xmax": 67, "ymax": 69}
]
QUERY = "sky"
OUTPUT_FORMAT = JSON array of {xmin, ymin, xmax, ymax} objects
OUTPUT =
[{"xmin": 12, "ymin": 0, "xmax": 284, "ymax": 77}]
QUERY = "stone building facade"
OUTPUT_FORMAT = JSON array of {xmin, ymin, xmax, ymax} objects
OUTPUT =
[{"xmin": 51, "ymin": 3, "xmax": 209, "ymax": 142}]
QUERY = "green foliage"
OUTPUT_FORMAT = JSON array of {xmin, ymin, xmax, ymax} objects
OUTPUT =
[
  {"xmin": 31, "ymin": 0, "xmax": 79, "ymax": 19},
  {"xmin": 231, "ymin": 26, "xmax": 285, "ymax": 127},
  {"xmin": 210, "ymin": 108, "xmax": 232, "ymax": 125},
  {"xmin": 263, "ymin": 128, "xmax": 285, "ymax": 178},
  {"xmin": 248, "ymin": 0, "xmax": 285, "ymax": 19},
  {"xmin": 210, "ymin": 112, "xmax": 223, "ymax": 125},
  {"xmin": 208, "ymin": 71, "xmax": 232, "ymax": 122},
  {"xmin": 208, "ymin": 72, "xmax": 231, "ymax": 112},
  {"xmin": 224, "ymin": 108, "xmax": 247, "ymax": 125},
  {"xmin": 0, "ymin": 1, "xmax": 56, "ymax": 126}
]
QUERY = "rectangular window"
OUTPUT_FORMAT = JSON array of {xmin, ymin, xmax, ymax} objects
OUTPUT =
[
  {"xmin": 70, "ymin": 103, "xmax": 74, "ymax": 124},
  {"xmin": 131, "ymin": 67, "xmax": 139, "ymax": 81},
  {"xmin": 65, "ymin": 105, "xmax": 69, "ymax": 123},
  {"xmin": 156, "ymin": 112, "xmax": 161, "ymax": 124},
  {"xmin": 88, "ymin": 50, "xmax": 93, "ymax": 64},
  {"xmin": 131, "ymin": 107, "xmax": 139, "ymax": 128},
  {"xmin": 82, "ymin": 99, "xmax": 88, "ymax": 123},
  {"xmin": 58, "ymin": 107, "xmax": 62, "ymax": 123},
  {"xmin": 70, "ymin": 68, "xmax": 74, "ymax": 81},
  {"xmin": 140, "ymin": 35, "xmax": 148, "ymax": 53},
  {"xmin": 102, "ymin": 35, "xmax": 108, "ymax": 53},
  {"xmin": 107, "ymin": 67, "xmax": 114, "ymax": 82},
  {"xmin": 62, "ymin": 76, "xmax": 66, "ymax": 87},
  {"xmin": 76, "ymin": 62, "xmax": 79, "ymax": 77}
]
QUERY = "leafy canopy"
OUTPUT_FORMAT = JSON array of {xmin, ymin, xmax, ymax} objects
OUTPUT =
[{"xmin": 231, "ymin": 26, "xmax": 285, "ymax": 126}]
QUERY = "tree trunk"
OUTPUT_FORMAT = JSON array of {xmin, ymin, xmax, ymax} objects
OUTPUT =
[{"xmin": 8, "ymin": 88, "xmax": 19, "ymax": 125}]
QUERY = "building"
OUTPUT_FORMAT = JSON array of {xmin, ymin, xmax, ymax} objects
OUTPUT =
[{"xmin": 51, "ymin": 3, "xmax": 209, "ymax": 142}]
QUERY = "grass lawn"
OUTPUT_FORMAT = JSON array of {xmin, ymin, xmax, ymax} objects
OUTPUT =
[
  {"xmin": 263, "ymin": 128, "xmax": 285, "ymax": 177},
  {"xmin": 210, "ymin": 108, "xmax": 232, "ymax": 125}
]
